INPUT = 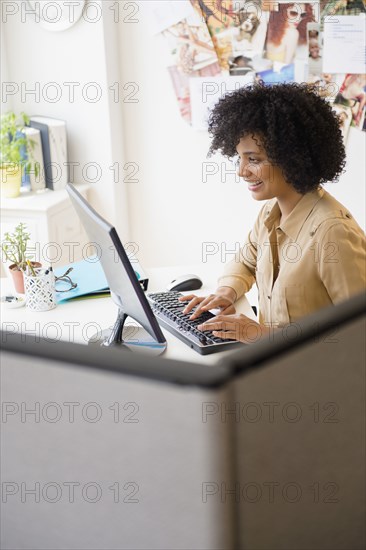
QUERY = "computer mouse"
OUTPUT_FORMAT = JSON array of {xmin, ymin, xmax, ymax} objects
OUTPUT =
[{"xmin": 166, "ymin": 274, "xmax": 203, "ymax": 292}]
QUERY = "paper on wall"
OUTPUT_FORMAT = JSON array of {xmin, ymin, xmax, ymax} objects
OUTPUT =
[
  {"xmin": 323, "ymin": 15, "xmax": 366, "ymax": 74},
  {"xmin": 143, "ymin": 1, "xmax": 195, "ymax": 35},
  {"xmin": 161, "ymin": 7, "xmax": 221, "ymax": 124},
  {"xmin": 190, "ymin": 73, "xmax": 255, "ymax": 131}
]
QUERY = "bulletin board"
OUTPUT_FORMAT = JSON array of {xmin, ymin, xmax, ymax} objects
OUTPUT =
[{"xmin": 147, "ymin": 1, "xmax": 366, "ymax": 140}]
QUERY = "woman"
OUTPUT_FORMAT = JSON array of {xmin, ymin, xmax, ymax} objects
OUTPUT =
[
  {"xmin": 180, "ymin": 83, "xmax": 366, "ymax": 343},
  {"xmin": 266, "ymin": 3, "xmax": 315, "ymax": 64}
]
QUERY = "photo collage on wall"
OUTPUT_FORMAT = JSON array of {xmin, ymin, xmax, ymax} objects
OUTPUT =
[
  {"xmin": 146, "ymin": 2, "xmax": 221, "ymax": 124},
  {"xmin": 146, "ymin": 1, "xmax": 366, "ymax": 137}
]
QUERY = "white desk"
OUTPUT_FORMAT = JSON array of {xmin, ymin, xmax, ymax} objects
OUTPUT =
[{"xmin": 1, "ymin": 264, "xmax": 256, "ymax": 364}]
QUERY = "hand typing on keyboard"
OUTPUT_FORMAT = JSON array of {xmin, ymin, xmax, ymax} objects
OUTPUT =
[
  {"xmin": 197, "ymin": 313, "xmax": 270, "ymax": 344},
  {"xmin": 147, "ymin": 291, "xmax": 243, "ymax": 354},
  {"xmin": 179, "ymin": 287, "xmax": 237, "ymax": 320}
]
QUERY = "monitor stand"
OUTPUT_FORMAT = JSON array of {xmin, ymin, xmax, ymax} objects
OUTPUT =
[{"xmin": 88, "ymin": 309, "xmax": 167, "ymax": 356}]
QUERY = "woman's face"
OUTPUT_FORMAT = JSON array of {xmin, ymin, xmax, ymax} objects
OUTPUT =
[
  {"xmin": 236, "ymin": 134, "xmax": 293, "ymax": 201},
  {"xmin": 287, "ymin": 3, "xmax": 307, "ymax": 28}
]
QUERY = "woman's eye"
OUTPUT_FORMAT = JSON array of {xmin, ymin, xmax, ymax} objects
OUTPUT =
[{"xmin": 248, "ymin": 158, "xmax": 259, "ymax": 163}]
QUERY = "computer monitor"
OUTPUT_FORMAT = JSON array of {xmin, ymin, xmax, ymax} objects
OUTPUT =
[{"xmin": 66, "ymin": 184, "xmax": 167, "ymax": 355}]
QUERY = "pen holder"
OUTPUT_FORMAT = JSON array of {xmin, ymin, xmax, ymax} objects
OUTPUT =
[{"xmin": 24, "ymin": 269, "xmax": 57, "ymax": 312}]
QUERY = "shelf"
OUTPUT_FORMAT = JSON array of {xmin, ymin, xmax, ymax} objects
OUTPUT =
[{"xmin": 1, "ymin": 183, "xmax": 90, "ymax": 213}]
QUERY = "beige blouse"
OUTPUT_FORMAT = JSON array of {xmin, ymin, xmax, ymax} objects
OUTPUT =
[{"xmin": 218, "ymin": 188, "xmax": 366, "ymax": 327}]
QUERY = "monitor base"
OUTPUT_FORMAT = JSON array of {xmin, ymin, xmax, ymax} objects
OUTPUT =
[{"xmin": 88, "ymin": 309, "xmax": 167, "ymax": 356}]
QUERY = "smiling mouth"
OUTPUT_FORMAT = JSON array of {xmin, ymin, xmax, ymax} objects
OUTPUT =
[{"xmin": 248, "ymin": 181, "xmax": 263, "ymax": 189}]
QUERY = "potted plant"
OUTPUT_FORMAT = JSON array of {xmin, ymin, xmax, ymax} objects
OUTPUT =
[
  {"xmin": 0, "ymin": 112, "xmax": 38, "ymax": 198},
  {"xmin": 1, "ymin": 223, "xmax": 41, "ymax": 293}
]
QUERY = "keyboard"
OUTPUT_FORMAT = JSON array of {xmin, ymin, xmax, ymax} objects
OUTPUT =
[{"xmin": 147, "ymin": 291, "xmax": 243, "ymax": 355}]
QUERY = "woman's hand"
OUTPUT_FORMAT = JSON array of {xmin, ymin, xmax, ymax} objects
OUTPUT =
[
  {"xmin": 178, "ymin": 287, "xmax": 236, "ymax": 320},
  {"xmin": 197, "ymin": 313, "xmax": 270, "ymax": 344}
]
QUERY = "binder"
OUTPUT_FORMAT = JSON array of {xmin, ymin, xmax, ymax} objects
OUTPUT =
[
  {"xmin": 54, "ymin": 257, "xmax": 148, "ymax": 303},
  {"xmin": 29, "ymin": 116, "xmax": 68, "ymax": 190},
  {"xmin": 23, "ymin": 127, "xmax": 46, "ymax": 192},
  {"xmin": 54, "ymin": 258, "xmax": 109, "ymax": 303},
  {"xmin": 15, "ymin": 129, "xmax": 31, "ymax": 191}
]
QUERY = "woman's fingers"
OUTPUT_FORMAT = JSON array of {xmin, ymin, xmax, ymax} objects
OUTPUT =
[
  {"xmin": 180, "ymin": 295, "xmax": 205, "ymax": 314},
  {"xmin": 189, "ymin": 296, "xmax": 231, "ymax": 319},
  {"xmin": 212, "ymin": 330, "xmax": 238, "ymax": 340},
  {"xmin": 188, "ymin": 296, "xmax": 217, "ymax": 319},
  {"xmin": 179, "ymin": 294, "xmax": 196, "ymax": 302},
  {"xmin": 197, "ymin": 314, "xmax": 264, "ymax": 344},
  {"xmin": 180, "ymin": 294, "xmax": 214, "ymax": 316},
  {"xmin": 221, "ymin": 304, "xmax": 236, "ymax": 315},
  {"xmin": 178, "ymin": 294, "xmax": 235, "ymax": 319},
  {"xmin": 197, "ymin": 318, "xmax": 237, "ymax": 332}
]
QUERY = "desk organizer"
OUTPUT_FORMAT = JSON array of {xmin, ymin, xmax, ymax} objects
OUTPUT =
[{"xmin": 24, "ymin": 269, "xmax": 57, "ymax": 312}]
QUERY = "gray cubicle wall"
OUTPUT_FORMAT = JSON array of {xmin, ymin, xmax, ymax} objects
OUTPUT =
[
  {"xmin": 0, "ymin": 343, "xmax": 236, "ymax": 550},
  {"xmin": 225, "ymin": 294, "xmax": 366, "ymax": 550},
  {"xmin": 1, "ymin": 292, "xmax": 365, "ymax": 550}
]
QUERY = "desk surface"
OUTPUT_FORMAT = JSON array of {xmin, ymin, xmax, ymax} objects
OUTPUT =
[{"xmin": 1, "ymin": 264, "xmax": 256, "ymax": 364}]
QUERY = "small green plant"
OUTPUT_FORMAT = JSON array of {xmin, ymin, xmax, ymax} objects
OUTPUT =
[
  {"xmin": 1, "ymin": 223, "xmax": 34, "ymax": 271},
  {"xmin": 0, "ymin": 112, "xmax": 38, "ymax": 177}
]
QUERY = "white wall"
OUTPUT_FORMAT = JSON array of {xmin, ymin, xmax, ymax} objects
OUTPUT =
[
  {"xmin": 1, "ymin": 0, "xmax": 129, "ymax": 240},
  {"xmin": 324, "ymin": 127, "xmax": 365, "ymax": 227},
  {"xmin": 1, "ymin": 16, "xmax": 12, "ymax": 111},
  {"xmin": 117, "ymin": 6, "xmax": 263, "ymax": 270},
  {"xmin": 117, "ymin": 2, "xmax": 365, "ymax": 272},
  {"xmin": 2, "ymin": 0, "xmax": 364, "ymax": 275}
]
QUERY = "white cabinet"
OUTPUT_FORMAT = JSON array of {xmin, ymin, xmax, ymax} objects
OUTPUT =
[{"xmin": 1, "ymin": 184, "xmax": 90, "ymax": 275}]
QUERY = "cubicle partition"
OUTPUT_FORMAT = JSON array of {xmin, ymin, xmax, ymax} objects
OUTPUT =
[
  {"xmin": 0, "ymin": 342, "xmax": 235, "ymax": 550},
  {"xmin": 1, "ymin": 293, "xmax": 365, "ymax": 550},
  {"xmin": 226, "ymin": 295, "xmax": 366, "ymax": 550}
]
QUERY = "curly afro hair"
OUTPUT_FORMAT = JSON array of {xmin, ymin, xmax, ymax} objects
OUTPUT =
[{"xmin": 208, "ymin": 82, "xmax": 346, "ymax": 194}]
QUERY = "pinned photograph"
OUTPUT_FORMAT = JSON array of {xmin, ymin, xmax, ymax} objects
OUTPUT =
[
  {"xmin": 334, "ymin": 74, "xmax": 366, "ymax": 129},
  {"xmin": 232, "ymin": 6, "xmax": 269, "ymax": 55},
  {"xmin": 308, "ymin": 73, "xmax": 342, "ymax": 101},
  {"xmin": 264, "ymin": 3, "xmax": 318, "ymax": 65},
  {"xmin": 307, "ymin": 23, "xmax": 323, "ymax": 77},
  {"xmin": 321, "ymin": 0, "xmax": 366, "ymax": 19},
  {"xmin": 189, "ymin": 0, "xmax": 243, "ymax": 36},
  {"xmin": 191, "ymin": 1, "xmax": 269, "ymax": 71},
  {"xmin": 162, "ymin": 12, "xmax": 221, "ymax": 124},
  {"xmin": 262, "ymin": 1, "xmax": 281, "ymax": 11},
  {"xmin": 162, "ymin": 18, "xmax": 220, "ymax": 76},
  {"xmin": 256, "ymin": 62, "xmax": 295, "ymax": 84},
  {"xmin": 144, "ymin": 2, "xmax": 196, "ymax": 35},
  {"xmin": 228, "ymin": 55, "xmax": 255, "ymax": 76},
  {"xmin": 332, "ymin": 103, "xmax": 353, "ymax": 143}
]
